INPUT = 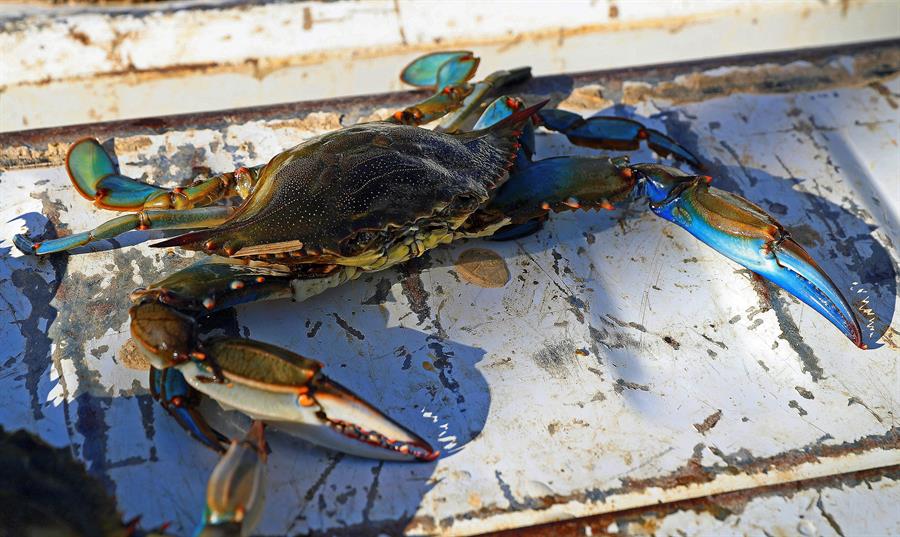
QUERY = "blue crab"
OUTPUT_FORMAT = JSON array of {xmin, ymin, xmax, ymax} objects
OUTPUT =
[{"xmin": 14, "ymin": 51, "xmax": 864, "ymax": 535}]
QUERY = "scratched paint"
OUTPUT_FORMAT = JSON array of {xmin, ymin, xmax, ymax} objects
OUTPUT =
[{"xmin": 0, "ymin": 46, "xmax": 898, "ymax": 536}]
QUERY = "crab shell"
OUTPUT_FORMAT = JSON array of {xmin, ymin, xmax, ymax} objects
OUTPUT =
[{"xmin": 155, "ymin": 116, "xmax": 531, "ymax": 269}]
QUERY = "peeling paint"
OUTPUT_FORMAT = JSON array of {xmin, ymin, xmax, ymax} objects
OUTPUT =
[{"xmin": 0, "ymin": 40, "xmax": 897, "ymax": 537}]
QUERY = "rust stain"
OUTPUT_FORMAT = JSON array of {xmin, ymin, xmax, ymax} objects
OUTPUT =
[
  {"xmin": 455, "ymin": 248, "xmax": 510, "ymax": 288},
  {"xmin": 404, "ymin": 428, "xmax": 900, "ymax": 531},
  {"xmin": 608, "ymin": 4, "xmax": 619, "ymax": 20},
  {"xmin": 118, "ymin": 338, "xmax": 150, "ymax": 371},
  {"xmin": 623, "ymin": 46, "xmax": 899, "ymax": 106},
  {"xmin": 693, "ymin": 409, "xmax": 723, "ymax": 434},
  {"xmin": 879, "ymin": 325, "xmax": 899, "ymax": 350},
  {"xmin": 114, "ymin": 135, "xmax": 154, "ymax": 154},
  {"xmin": 1, "ymin": 142, "xmax": 70, "ymax": 169},
  {"xmin": 302, "ymin": 6, "xmax": 313, "ymax": 31},
  {"xmin": 268, "ymin": 113, "xmax": 343, "ymax": 133},
  {"xmin": 3, "ymin": 40, "xmax": 896, "ymax": 170},
  {"xmin": 490, "ymin": 465, "xmax": 900, "ymax": 536},
  {"xmin": 868, "ymin": 81, "xmax": 898, "ymax": 109},
  {"xmin": 67, "ymin": 28, "xmax": 91, "ymax": 46},
  {"xmin": 556, "ymin": 84, "xmax": 613, "ymax": 111}
]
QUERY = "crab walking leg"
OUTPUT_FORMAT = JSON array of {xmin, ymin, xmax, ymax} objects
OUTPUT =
[
  {"xmin": 398, "ymin": 51, "xmax": 532, "ymax": 132},
  {"xmin": 436, "ymin": 68, "xmax": 533, "ymax": 133},
  {"xmin": 485, "ymin": 156, "xmax": 638, "ymax": 223},
  {"xmin": 14, "ymin": 206, "xmax": 236, "ymax": 255},
  {"xmin": 195, "ymin": 421, "xmax": 268, "ymax": 537},
  {"xmin": 129, "ymin": 259, "xmax": 438, "ymax": 460},
  {"xmin": 536, "ymin": 109, "xmax": 702, "ymax": 168},
  {"xmin": 130, "ymin": 256, "xmax": 359, "ymax": 314},
  {"xmin": 388, "ymin": 51, "xmax": 480, "ymax": 126},
  {"xmin": 66, "ymin": 138, "xmax": 263, "ymax": 211}
]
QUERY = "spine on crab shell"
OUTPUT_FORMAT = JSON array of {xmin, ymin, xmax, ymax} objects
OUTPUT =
[{"xmin": 151, "ymin": 227, "xmax": 216, "ymax": 252}]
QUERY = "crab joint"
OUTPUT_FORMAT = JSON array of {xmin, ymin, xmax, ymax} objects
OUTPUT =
[{"xmin": 137, "ymin": 212, "xmax": 152, "ymax": 231}]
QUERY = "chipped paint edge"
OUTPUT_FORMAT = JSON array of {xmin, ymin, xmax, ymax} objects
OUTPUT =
[{"xmin": 431, "ymin": 447, "xmax": 900, "ymax": 536}]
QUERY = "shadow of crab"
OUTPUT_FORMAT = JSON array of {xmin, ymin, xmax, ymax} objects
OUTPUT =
[
  {"xmin": 4, "ymin": 99, "xmax": 896, "ymax": 534},
  {"xmin": 3, "ymin": 217, "xmax": 490, "ymax": 535}
]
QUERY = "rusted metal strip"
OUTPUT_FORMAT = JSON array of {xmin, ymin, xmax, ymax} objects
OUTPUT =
[
  {"xmin": 425, "ymin": 428, "xmax": 900, "ymax": 535},
  {"xmin": 488, "ymin": 464, "xmax": 900, "ymax": 537},
  {"xmin": 1, "ymin": 38, "xmax": 897, "ymax": 168}
]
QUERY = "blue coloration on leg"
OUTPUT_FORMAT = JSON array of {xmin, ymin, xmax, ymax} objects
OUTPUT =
[
  {"xmin": 537, "ymin": 109, "xmax": 701, "ymax": 167},
  {"xmin": 150, "ymin": 367, "xmax": 228, "ymax": 452}
]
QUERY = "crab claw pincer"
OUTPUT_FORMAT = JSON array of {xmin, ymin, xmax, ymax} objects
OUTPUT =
[
  {"xmin": 636, "ymin": 164, "xmax": 863, "ymax": 348},
  {"xmin": 130, "ymin": 302, "xmax": 439, "ymax": 461}
]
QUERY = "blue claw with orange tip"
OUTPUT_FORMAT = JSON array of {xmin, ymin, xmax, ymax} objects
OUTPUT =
[
  {"xmin": 474, "ymin": 104, "xmax": 861, "ymax": 346},
  {"xmin": 416, "ymin": 60, "xmax": 858, "ymax": 347},
  {"xmin": 634, "ymin": 164, "xmax": 863, "ymax": 348}
]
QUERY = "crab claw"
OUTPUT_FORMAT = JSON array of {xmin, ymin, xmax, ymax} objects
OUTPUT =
[
  {"xmin": 301, "ymin": 376, "xmax": 439, "ymax": 462},
  {"xmin": 637, "ymin": 164, "xmax": 863, "ymax": 348},
  {"xmin": 196, "ymin": 421, "xmax": 267, "ymax": 537},
  {"xmin": 173, "ymin": 337, "xmax": 438, "ymax": 462}
]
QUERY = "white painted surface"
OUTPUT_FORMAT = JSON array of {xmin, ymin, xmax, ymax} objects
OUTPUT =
[
  {"xmin": 2, "ymin": 0, "xmax": 899, "ymax": 130},
  {"xmin": 0, "ymin": 51, "xmax": 898, "ymax": 536}
]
